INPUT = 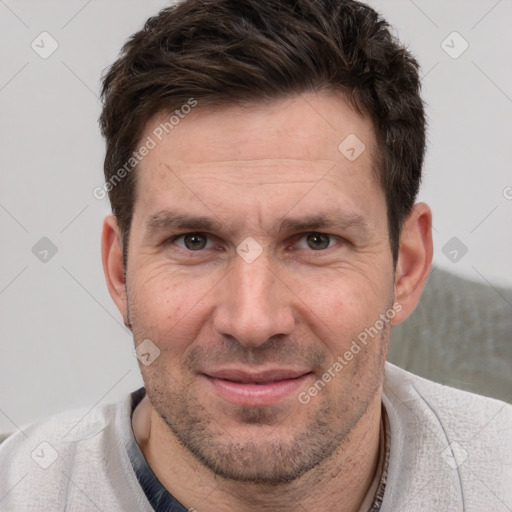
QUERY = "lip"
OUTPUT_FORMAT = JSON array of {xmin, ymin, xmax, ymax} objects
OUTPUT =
[{"xmin": 203, "ymin": 368, "xmax": 312, "ymax": 406}]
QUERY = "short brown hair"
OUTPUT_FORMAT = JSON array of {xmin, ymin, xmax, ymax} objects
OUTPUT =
[{"xmin": 100, "ymin": 0, "xmax": 425, "ymax": 266}]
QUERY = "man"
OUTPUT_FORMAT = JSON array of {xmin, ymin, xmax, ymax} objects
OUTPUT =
[{"xmin": 1, "ymin": 0, "xmax": 510, "ymax": 510}]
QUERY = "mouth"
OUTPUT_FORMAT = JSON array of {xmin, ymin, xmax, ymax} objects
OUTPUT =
[{"xmin": 202, "ymin": 368, "xmax": 312, "ymax": 406}]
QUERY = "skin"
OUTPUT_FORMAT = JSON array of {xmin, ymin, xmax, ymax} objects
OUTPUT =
[{"xmin": 102, "ymin": 91, "xmax": 433, "ymax": 512}]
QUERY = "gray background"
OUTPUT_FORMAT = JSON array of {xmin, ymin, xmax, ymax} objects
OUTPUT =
[{"xmin": 1, "ymin": 0, "xmax": 511, "ymax": 434}]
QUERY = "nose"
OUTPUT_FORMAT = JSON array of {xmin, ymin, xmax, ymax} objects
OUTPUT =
[{"xmin": 212, "ymin": 248, "xmax": 295, "ymax": 348}]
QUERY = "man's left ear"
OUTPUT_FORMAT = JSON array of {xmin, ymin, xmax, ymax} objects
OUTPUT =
[{"xmin": 391, "ymin": 202, "xmax": 433, "ymax": 325}]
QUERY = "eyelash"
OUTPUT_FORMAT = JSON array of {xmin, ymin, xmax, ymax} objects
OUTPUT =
[{"xmin": 166, "ymin": 232, "xmax": 342, "ymax": 252}]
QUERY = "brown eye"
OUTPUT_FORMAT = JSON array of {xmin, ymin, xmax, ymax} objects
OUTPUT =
[
  {"xmin": 306, "ymin": 232, "xmax": 331, "ymax": 250},
  {"xmin": 182, "ymin": 233, "xmax": 208, "ymax": 250}
]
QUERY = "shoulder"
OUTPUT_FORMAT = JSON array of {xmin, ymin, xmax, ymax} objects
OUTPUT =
[
  {"xmin": 384, "ymin": 361, "xmax": 512, "ymax": 431},
  {"xmin": 0, "ymin": 392, "xmax": 148, "ymax": 511},
  {"xmin": 0, "ymin": 399, "xmax": 120, "ymax": 474},
  {"xmin": 0, "ymin": 400, "xmax": 118, "ymax": 448},
  {"xmin": 381, "ymin": 362, "xmax": 512, "ymax": 511}
]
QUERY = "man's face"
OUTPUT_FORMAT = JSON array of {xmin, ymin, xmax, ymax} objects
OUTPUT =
[{"xmin": 124, "ymin": 92, "xmax": 395, "ymax": 483}]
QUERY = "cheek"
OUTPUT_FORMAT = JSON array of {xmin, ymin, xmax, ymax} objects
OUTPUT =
[
  {"xmin": 129, "ymin": 268, "xmax": 194, "ymax": 341},
  {"xmin": 302, "ymin": 272, "xmax": 387, "ymax": 321},
  {"xmin": 133, "ymin": 279, "xmax": 184, "ymax": 329},
  {"xmin": 130, "ymin": 261, "xmax": 216, "ymax": 318},
  {"xmin": 128, "ymin": 262, "xmax": 226, "ymax": 363},
  {"xmin": 298, "ymin": 273, "xmax": 392, "ymax": 357}
]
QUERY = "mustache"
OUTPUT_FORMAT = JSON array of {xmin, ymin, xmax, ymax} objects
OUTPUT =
[{"xmin": 185, "ymin": 335, "xmax": 328, "ymax": 370}]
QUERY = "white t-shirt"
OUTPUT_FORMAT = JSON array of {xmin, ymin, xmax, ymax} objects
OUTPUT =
[{"xmin": 0, "ymin": 362, "xmax": 511, "ymax": 511}]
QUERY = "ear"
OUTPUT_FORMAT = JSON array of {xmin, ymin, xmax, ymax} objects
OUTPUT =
[
  {"xmin": 391, "ymin": 202, "xmax": 433, "ymax": 325},
  {"xmin": 101, "ymin": 215, "xmax": 129, "ymax": 327}
]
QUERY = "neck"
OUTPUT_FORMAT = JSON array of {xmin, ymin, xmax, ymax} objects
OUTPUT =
[{"xmin": 133, "ymin": 391, "xmax": 382, "ymax": 512}]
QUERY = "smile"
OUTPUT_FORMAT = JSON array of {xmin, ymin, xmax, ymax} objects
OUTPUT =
[{"xmin": 202, "ymin": 368, "xmax": 312, "ymax": 406}]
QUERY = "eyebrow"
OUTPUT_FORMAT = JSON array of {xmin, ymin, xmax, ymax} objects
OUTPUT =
[
  {"xmin": 145, "ymin": 211, "xmax": 225, "ymax": 237},
  {"xmin": 278, "ymin": 213, "xmax": 370, "ymax": 234},
  {"xmin": 144, "ymin": 210, "xmax": 371, "ymax": 238}
]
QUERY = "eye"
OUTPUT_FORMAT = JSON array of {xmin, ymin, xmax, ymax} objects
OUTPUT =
[
  {"xmin": 173, "ymin": 232, "xmax": 213, "ymax": 251},
  {"xmin": 295, "ymin": 232, "xmax": 338, "ymax": 251}
]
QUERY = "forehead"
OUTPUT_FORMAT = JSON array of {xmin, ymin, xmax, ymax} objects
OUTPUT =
[
  {"xmin": 132, "ymin": 91, "xmax": 384, "ymax": 229},
  {"xmin": 143, "ymin": 92, "xmax": 375, "ymax": 166}
]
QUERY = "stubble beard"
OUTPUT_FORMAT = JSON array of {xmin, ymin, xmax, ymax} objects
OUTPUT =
[
  {"xmin": 139, "ymin": 348, "xmax": 386, "ymax": 485},
  {"xmin": 128, "ymin": 291, "xmax": 389, "ymax": 484}
]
